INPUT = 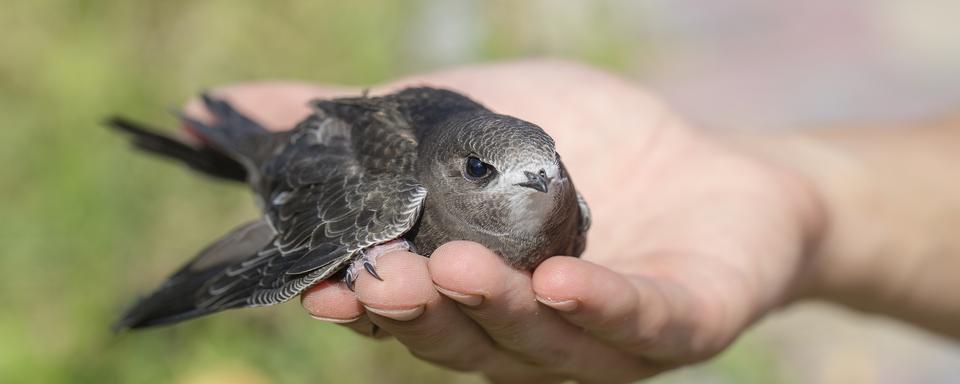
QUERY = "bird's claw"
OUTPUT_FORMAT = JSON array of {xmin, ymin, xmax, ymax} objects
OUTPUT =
[
  {"xmin": 345, "ymin": 275, "xmax": 356, "ymax": 292},
  {"xmin": 343, "ymin": 238, "xmax": 413, "ymax": 290},
  {"xmin": 363, "ymin": 261, "xmax": 383, "ymax": 281},
  {"xmin": 343, "ymin": 262, "xmax": 381, "ymax": 291}
]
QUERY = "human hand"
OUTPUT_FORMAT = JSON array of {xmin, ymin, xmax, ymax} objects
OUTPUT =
[{"xmin": 187, "ymin": 60, "xmax": 824, "ymax": 383}]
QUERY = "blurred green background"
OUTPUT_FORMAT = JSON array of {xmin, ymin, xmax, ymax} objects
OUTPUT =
[{"xmin": 4, "ymin": 1, "xmax": 960, "ymax": 383}]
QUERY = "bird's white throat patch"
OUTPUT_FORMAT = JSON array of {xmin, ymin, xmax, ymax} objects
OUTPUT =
[
  {"xmin": 508, "ymin": 188, "xmax": 555, "ymax": 234},
  {"xmin": 500, "ymin": 164, "xmax": 562, "ymax": 234},
  {"xmin": 506, "ymin": 181, "xmax": 558, "ymax": 234}
]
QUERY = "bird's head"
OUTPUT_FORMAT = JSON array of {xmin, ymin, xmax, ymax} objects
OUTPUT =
[{"xmin": 419, "ymin": 113, "xmax": 570, "ymax": 237}]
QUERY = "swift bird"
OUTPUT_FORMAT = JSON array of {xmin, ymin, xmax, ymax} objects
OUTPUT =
[{"xmin": 109, "ymin": 87, "xmax": 590, "ymax": 330}]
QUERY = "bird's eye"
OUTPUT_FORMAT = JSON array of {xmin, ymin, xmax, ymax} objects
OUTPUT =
[{"xmin": 464, "ymin": 156, "xmax": 493, "ymax": 180}]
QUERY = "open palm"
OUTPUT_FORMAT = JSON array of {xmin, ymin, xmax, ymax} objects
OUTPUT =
[{"xmin": 188, "ymin": 60, "xmax": 822, "ymax": 383}]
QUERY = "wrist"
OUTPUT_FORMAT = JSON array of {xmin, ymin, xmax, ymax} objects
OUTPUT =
[
  {"xmin": 714, "ymin": 130, "xmax": 844, "ymax": 306},
  {"xmin": 733, "ymin": 121, "xmax": 960, "ymax": 340}
]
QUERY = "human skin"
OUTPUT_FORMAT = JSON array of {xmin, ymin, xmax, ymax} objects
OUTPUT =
[{"xmin": 184, "ymin": 60, "xmax": 960, "ymax": 383}]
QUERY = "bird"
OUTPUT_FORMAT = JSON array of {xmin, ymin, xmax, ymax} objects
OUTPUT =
[{"xmin": 108, "ymin": 87, "xmax": 591, "ymax": 330}]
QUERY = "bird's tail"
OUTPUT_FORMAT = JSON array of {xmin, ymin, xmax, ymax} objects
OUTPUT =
[
  {"xmin": 107, "ymin": 94, "xmax": 275, "ymax": 182},
  {"xmin": 177, "ymin": 94, "xmax": 277, "ymax": 167},
  {"xmin": 107, "ymin": 117, "xmax": 247, "ymax": 182}
]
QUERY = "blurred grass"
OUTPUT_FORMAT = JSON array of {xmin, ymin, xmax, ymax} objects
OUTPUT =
[{"xmin": 0, "ymin": 1, "xmax": 782, "ymax": 383}]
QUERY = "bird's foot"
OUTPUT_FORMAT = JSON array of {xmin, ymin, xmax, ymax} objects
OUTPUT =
[{"xmin": 344, "ymin": 239, "xmax": 415, "ymax": 291}]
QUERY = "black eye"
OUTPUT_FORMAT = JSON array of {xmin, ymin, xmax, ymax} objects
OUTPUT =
[{"xmin": 464, "ymin": 156, "xmax": 493, "ymax": 180}]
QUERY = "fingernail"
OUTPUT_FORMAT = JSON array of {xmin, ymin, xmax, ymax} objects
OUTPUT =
[
  {"xmin": 435, "ymin": 285, "xmax": 483, "ymax": 307},
  {"xmin": 536, "ymin": 296, "xmax": 579, "ymax": 312},
  {"xmin": 309, "ymin": 314, "xmax": 362, "ymax": 324},
  {"xmin": 364, "ymin": 305, "xmax": 425, "ymax": 321}
]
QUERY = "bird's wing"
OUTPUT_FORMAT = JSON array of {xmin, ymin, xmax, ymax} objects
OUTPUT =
[
  {"xmin": 576, "ymin": 190, "xmax": 591, "ymax": 233},
  {"xmin": 114, "ymin": 219, "xmax": 276, "ymax": 330},
  {"xmin": 227, "ymin": 173, "xmax": 428, "ymax": 308},
  {"xmin": 213, "ymin": 102, "xmax": 427, "ymax": 308},
  {"xmin": 115, "ymin": 97, "xmax": 427, "ymax": 329}
]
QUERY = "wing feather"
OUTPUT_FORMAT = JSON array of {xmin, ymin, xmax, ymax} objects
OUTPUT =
[
  {"xmin": 198, "ymin": 98, "xmax": 426, "ymax": 308},
  {"xmin": 117, "ymin": 94, "xmax": 428, "ymax": 329}
]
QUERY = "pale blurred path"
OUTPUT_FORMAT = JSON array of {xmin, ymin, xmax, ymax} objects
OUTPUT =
[
  {"xmin": 415, "ymin": 0, "xmax": 960, "ymax": 129},
  {"xmin": 639, "ymin": 0, "xmax": 960, "ymax": 130}
]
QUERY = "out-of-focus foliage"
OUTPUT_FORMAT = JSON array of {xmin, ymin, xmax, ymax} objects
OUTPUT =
[{"xmin": 0, "ymin": 1, "xmax": 780, "ymax": 383}]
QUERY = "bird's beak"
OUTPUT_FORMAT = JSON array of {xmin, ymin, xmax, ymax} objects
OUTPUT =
[{"xmin": 516, "ymin": 170, "xmax": 550, "ymax": 193}]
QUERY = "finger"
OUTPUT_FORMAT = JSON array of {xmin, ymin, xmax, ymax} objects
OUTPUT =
[
  {"xmin": 182, "ymin": 82, "xmax": 356, "ymax": 131},
  {"xmin": 301, "ymin": 279, "xmax": 364, "ymax": 322},
  {"xmin": 532, "ymin": 256, "xmax": 718, "ymax": 362},
  {"xmin": 300, "ymin": 279, "xmax": 392, "ymax": 338},
  {"xmin": 430, "ymin": 241, "xmax": 655, "ymax": 381},
  {"xmin": 354, "ymin": 251, "xmax": 529, "ymax": 373}
]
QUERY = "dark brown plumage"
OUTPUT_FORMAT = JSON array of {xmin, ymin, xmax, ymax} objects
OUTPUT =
[{"xmin": 109, "ymin": 87, "xmax": 590, "ymax": 330}]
